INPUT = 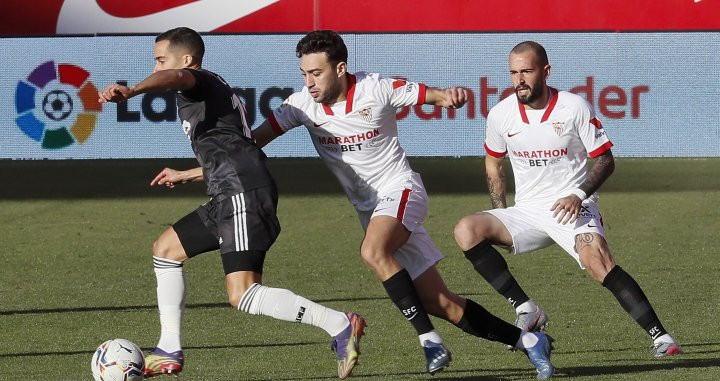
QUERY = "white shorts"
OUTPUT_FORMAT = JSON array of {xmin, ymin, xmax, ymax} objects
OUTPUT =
[
  {"xmin": 486, "ymin": 200, "xmax": 606, "ymax": 267},
  {"xmin": 357, "ymin": 173, "xmax": 443, "ymax": 279}
]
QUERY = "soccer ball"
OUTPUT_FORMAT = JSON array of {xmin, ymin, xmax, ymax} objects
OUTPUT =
[
  {"xmin": 42, "ymin": 89, "xmax": 74, "ymax": 121},
  {"xmin": 90, "ymin": 339, "xmax": 145, "ymax": 381}
]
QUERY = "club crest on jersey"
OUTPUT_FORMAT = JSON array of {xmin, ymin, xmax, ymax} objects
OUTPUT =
[
  {"xmin": 552, "ymin": 121, "xmax": 565, "ymax": 136},
  {"xmin": 358, "ymin": 107, "xmax": 373, "ymax": 122}
]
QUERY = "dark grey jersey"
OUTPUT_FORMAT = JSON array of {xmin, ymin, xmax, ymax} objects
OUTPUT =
[{"xmin": 177, "ymin": 69, "xmax": 273, "ymax": 196}]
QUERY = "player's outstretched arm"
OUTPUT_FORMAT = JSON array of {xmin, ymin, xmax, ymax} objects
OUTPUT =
[
  {"xmin": 551, "ymin": 150, "xmax": 615, "ymax": 224},
  {"xmin": 424, "ymin": 87, "xmax": 468, "ymax": 109},
  {"xmin": 252, "ymin": 120, "xmax": 282, "ymax": 148},
  {"xmin": 150, "ymin": 167, "xmax": 203, "ymax": 188},
  {"xmin": 98, "ymin": 69, "xmax": 196, "ymax": 104},
  {"xmin": 485, "ymin": 155, "xmax": 507, "ymax": 209}
]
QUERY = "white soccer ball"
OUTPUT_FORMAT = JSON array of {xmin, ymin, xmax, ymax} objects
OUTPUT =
[{"xmin": 90, "ymin": 339, "xmax": 145, "ymax": 381}]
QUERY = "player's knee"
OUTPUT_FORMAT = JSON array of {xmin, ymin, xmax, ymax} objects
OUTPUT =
[
  {"xmin": 152, "ymin": 236, "xmax": 185, "ymax": 262},
  {"xmin": 152, "ymin": 237, "xmax": 170, "ymax": 258},
  {"xmin": 227, "ymin": 291, "xmax": 242, "ymax": 309},
  {"xmin": 581, "ymin": 253, "xmax": 614, "ymax": 283},
  {"xmin": 227, "ymin": 284, "xmax": 252, "ymax": 309},
  {"xmin": 359, "ymin": 243, "xmax": 383, "ymax": 267},
  {"xmin": 453, "ymin": 216, "xmax": 485, "ymax": 250}
]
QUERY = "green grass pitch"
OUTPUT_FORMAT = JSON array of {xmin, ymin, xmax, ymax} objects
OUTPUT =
[{"xmin": 0, "ymin": 158, "xmax": 718, "ymax": 380}]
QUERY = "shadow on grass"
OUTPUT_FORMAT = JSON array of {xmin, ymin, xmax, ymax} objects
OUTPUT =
[
  {"xmin": 556, "ymin": 357, "xmax": 720, "ymax": 378},
  {"xmin": 555, "ymin": 341, "xmax": 720, "ymax": 357},
  {"xmin": 0, "ymin": 341, "xmax": 322, "ymax": 359},
  {"xmin": 2, "ymin": 344, "xmax": 719, "ymax": 379},
  {"xmin": 244, "ymin": 368, "xmax": 526, "ymax": 381},
  {"xmin": 0, "ymin": 292, "xmax": 489, "ymax": 316},
  {"xmin": 0, "ymin": 296, "xmax": 389, "ymax": 316},
  {"xmin": 235, "ymin": 355, "xmax": 720, "ymax": 381}
]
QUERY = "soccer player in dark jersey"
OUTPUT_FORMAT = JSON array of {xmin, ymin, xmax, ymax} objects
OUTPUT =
[{"xmin": 98, "ymin": 27, "xmax": 366, "ymax": 379}]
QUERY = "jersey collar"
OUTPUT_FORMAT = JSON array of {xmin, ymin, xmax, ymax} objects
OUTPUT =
[
  {"xmin": 517, "ymin": 87, "xmax": 558, "ymax": 124},
  {"xmin": 322, "ymin": 74, "xmax": 357, "ymax": 116}
]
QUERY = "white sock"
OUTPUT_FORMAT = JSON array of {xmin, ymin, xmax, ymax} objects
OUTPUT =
[
  {"xmin": 238, "ymin": 283, "xmax": 349, "ymax": 337},
  {"xmin": 516, "ymin": 300, "xmax": 538, "ymax": 314},
  {"xmin": 418, "ymin": 330, "xmax": 443, "ymax": 346},
  {"xmin": 654, "ymin": 333, "xmax": 674, "ymax": 345},
  {"xmin": 515, "ymin": 331, "xmax": 539, "ymax": 350},
  {"xmin": 153, "ymin": 256, "xmax": 186, "ymax": 353}
]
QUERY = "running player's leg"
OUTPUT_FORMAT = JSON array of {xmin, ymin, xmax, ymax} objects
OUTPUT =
[
  {"xmin": 399, "ymin": 232, "xmax": 554, "ymax": 379},
  {"xmin": 454, "ymin": 210, "xmax": 550, "ymax": 331},
  {"xmin": 359, "ymin": 180, "xmax": 449, "ymax": 374},
  {"xmin": 363, "ymin": 215, "xmax": 450, "ymax": 374},
  {"xmin": 362, "ymin": 215, "xmax": 436, "ymax": 339},
  {"xmin": 221, "ymin": 188, "xmax": 365, "ymax": 379},
  {"xmin": 146, "ymin": 209, "xmax": 219, "ymax": 377}
]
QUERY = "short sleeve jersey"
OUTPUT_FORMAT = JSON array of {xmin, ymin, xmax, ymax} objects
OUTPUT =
[
  {"xmin": 177, "ymin": 69, "xmax": 273, "ymax": 197},
  {"xmin": 484, "ymin": 88, "xmax": 613, "ymax": 207},
  {"xmin": 269, "ymin": 72, "xmax": 426, "ymax": 211}
]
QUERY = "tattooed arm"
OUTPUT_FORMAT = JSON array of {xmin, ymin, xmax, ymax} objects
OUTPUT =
[
  {"xmin": 485, "ymin": 154, "xmax": 507, "ymax": 209},
  {"xmin": 578, "ymin": 150, "xmax": 615, "ymax": 197},
  {"xmin": 551, "ymin": 149, "xmax": 615, "ymax": 224}
]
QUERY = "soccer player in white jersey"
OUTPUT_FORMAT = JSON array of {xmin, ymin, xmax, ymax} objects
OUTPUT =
[
  {"xmin": 252, "ymin": 30, "xmax": 555, "ymax": 378},
  {"xmin": 453, "ymin": 41, "xmax": 682, "ymax": 358}
]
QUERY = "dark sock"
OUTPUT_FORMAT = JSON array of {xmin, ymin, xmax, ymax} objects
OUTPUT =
[
  {"xmin": 602, "ymin": 265, "xmax": 668, "ymax": 340},
  {"xmin": 382, "ymin": 269, "xmax": 434, "ymax": 335},
  {"xmin": 455, "ymin": 299, "xmax": 522, "ymax": 347},
  {"xmin": 464, "ymin": 240, "xmax": 530, "ymax": 308}
]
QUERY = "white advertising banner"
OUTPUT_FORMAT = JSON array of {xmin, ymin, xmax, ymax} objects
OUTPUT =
[{"xmin": 1, "ymin": 33, "xmax": 717, "ymax": 159}]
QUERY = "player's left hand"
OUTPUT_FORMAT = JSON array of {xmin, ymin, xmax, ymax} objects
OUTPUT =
[
  {"xmin": 150, "ymin": 167, "xmax": 186, "ymax": 188},
  {"xmin": 444, "ymin": 87, "xmax": 468, "ymax": 109},
  {"xmin": 551, "ymin": 195, "xmax": 582, "ymax": 224},
  {"xmin": 98, "ymin": 84, "xmax": 135, "ymax": 104}
]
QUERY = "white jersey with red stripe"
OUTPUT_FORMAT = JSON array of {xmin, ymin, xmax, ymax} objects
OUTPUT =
[
  {"xmin": 484, "ymin": 88, "xmax": 613, "ymax": 207},
  {"xmin": 270, "ymin": 71, "xmax": 427, "ymax": 211}
]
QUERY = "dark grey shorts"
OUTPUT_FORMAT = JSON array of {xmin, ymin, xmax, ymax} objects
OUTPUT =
[{"xmin": 173, "ymin": 185, "xmax": 281, "ymax": 257}]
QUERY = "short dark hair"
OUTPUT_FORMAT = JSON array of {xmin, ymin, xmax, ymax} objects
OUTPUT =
[
  {"xmin": 296, "ymin": 30, "xmax": 348, "ymax": 64},
  {"xmin": 156, "ymin": 27, "xmax": 205, "ymax": 62},
  {"xmin": 510, "ymin": 41, "xmax": 549, "ymax": 66}
]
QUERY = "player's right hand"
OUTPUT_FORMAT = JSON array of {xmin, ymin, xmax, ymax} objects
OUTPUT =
[
  {"xmin": 444, "ymin": 87, "xmax": 468, "ymax": 109},
  {"xmin": 150, "ymin": 168, "xmax": 186, "ymax": 188},
  {"xmin": 98, "ymin": 84, "xmax": 134, "ymax": 103},
  {"xmin": 550, "ymin": 195, "xmax": 582, "ymax": 224}
]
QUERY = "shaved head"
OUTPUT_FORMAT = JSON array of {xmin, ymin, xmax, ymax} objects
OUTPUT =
[{"xmin": 510, "ymin": 41, "xmax": 549, "ymax": 66}]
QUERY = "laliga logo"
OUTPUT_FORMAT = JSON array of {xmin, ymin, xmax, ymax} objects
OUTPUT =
[{"xmin": 15, "ymin": 61, "xmax": 102, "ymax": 149}]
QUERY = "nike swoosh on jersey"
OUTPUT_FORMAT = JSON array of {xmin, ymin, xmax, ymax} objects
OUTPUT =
[
  {"xmin": 313, "ymin": 122, "xmax": 328, "ymax": 128},
  {"xmin": 507, "ymin": 131, "xmax": 522, "ymax": 137},
  {"xmin": 57, "ymin": 0, "xmax": 280, "ymax": 34}
]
